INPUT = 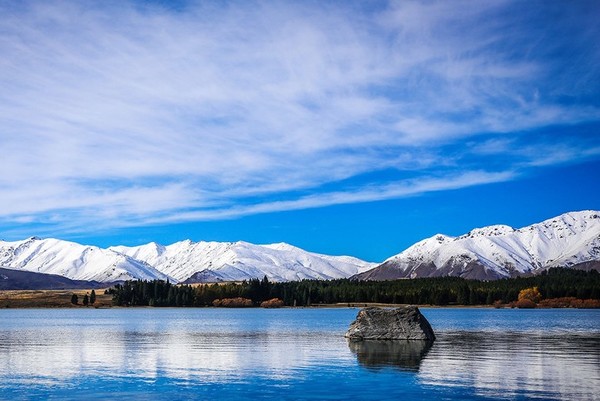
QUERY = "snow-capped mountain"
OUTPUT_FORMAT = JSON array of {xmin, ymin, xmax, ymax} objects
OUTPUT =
[
  {"xmin": 0, "ymin": 236, "xmax": 374, "ymax": 284},
  {"xmin": 3, "ymin": 210, "xmax": 598, "ymax": 285},
  {"xmin": 0, "ymin": 237, "xmax": 169, "ymax": 282},
  {"xmin": 354, "ymin": 210, "xmax": 600, "ymax": 281},
  {"xmin": 110, "ymin": 240, "xmax": 375, "ymax": 283}
]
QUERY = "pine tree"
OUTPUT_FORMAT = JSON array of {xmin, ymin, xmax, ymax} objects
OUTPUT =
[
  {"xmin": 71, "ymin": 294, "xmax": 78, "ymax": 305},
  {"xmin": 83, "ymin": 293, "xmax": 89, "ymax": 306},
  {"xmin": 469, "ymin": 288, "xmax": 477, "ymax": 305},
  {"xmin": 167, "ymin": 286, "xmax": 175, "ymax": 306},
  {"xmin": 90, "ymin": 289, "xmax": 96, "ymax": 305},
  {"xmin": 456, "ymin": 283, "xmax": 470, "ymax": 305}
]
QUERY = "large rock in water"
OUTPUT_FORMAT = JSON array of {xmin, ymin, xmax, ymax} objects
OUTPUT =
[{"xmin": 345, "ymin": 306, "xmax": 435, "ymax": 341}]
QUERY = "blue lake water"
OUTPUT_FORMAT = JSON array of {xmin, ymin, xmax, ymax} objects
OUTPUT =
[{"xmin": 0, "ymin": 308, "xmax": 599, "ymax": 400}]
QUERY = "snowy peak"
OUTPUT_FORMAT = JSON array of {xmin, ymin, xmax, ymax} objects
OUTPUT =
[
  {"xmin": 114, "ymin": 239, "xmax": 375, "ymax": 283},
  {"xmin": 434, "ymin": 234, "xmax": 451, "ymax": 242},
  {"xmin": 512, "ymin": 211, "xmax": 600, "ymax": 268},
  {"xmin": 109, "ymin": 241, "xmax": 167, "ymax": 263},
  {"xmin": 3, "ymin": 237, "xmax": 374, "ymax": 284},
  {"xmin": 263, "ymin": 242, "xmax": 303, "ymax": 252},
  {"xmin": 457, "ymin": 225, "xmax": 515, "ymax": 240},
  {"xmin": 357, "ymin": 210, "xmax": 600, "ymax": 281},
  {"xmin": 517, "ymin": 211, "xmax": 599, "ymax": 240},
  {"xmin": 383, "ymin": 233, "xmax": 450, "ymax": 264},
  {"xmin": 0, "ymin": 237, "xmax": 170, "ymax": 283}
]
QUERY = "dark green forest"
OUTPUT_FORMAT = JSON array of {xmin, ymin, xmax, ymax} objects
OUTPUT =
[
  {"xmin": 109, "ymin": 268, "xmax": 600, "ymax": 307},
  {"xmin": 110, "ymin": 279, "xmax": 196, "ymax": 307}
]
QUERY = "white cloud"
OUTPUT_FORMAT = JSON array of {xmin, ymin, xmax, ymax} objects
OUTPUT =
[
  {"xmin": 0, "ymin": 0, "xmax": 598, "ymax": 234},
  {"xmin": 145, "ymin": 170, "xmax": 517, "ymax": 224}
]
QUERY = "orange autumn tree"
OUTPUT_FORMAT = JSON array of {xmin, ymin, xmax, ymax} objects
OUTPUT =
[{"xmin": 518, "ymin": 287, "xmax": 542, "ymax": 303}]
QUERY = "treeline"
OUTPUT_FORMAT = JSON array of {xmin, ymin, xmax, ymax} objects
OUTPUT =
[
  {"xmin": 262, "ymin": 268, "xmax": 600, "ymax": 306},
  {"xmin": 109, "ymin": 268, "xmax": 600, "ymax": 307},
  {"xmin": 109, "ymin": 280, "xmax": 195, "ymax": 306}
]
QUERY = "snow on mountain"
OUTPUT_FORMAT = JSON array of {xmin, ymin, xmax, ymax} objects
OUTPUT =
[
  {"xmin": 0, "ymin": 237, "xmax": 170, "ymax": 283},
  {"xmin": 0, "ymin": 236, "xmax": 373, "ymax": 284},
  {"xmin": 355, "ymin": 210, "xmax": 600, "ymax": 281},
  {"xmin": 110, "ymin": 240, "xmax": 375, "ymax": 283},
  {"xmin": 4, "ymin": 210, "xmax": 597, "ymax": 285}
]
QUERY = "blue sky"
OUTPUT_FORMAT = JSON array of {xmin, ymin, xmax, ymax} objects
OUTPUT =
[{"xmin": 1, "ymin": 0, "xmax": 599, "ymax": 261}]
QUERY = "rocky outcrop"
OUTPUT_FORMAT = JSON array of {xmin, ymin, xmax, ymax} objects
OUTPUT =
[{"xmin": 345, "ymin": 306, "xmax": 435, "ymax": 341}]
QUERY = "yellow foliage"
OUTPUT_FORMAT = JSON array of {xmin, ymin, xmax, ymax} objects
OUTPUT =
[
  {"xmin": 212, "ymin": 297, "xmax": 253, "ymax": 307},
  {"xmin": 515, "ymin": 298, "xmax": 537, "ymax": 308},
  {"xmin": 518, "ymin": 287, "xmax": 542, "ymax": 303},
  {"xmin": 260, "ymin": 298, "xmax": 284, "ymax": 308}
]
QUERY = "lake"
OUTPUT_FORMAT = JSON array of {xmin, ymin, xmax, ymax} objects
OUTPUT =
[{"xmin": 0, "ymin": 308, "xmax": 598, "ymax": 400}]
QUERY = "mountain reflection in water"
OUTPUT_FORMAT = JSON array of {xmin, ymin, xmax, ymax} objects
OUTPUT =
[{"xmin": 348, "ymin": 340, "xmax": 432, "ymax": 371}]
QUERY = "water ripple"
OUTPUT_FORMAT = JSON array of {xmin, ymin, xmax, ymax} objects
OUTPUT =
[{"xmin": 0, "ymin": 308, "xmax": 599, "ymax": 400}]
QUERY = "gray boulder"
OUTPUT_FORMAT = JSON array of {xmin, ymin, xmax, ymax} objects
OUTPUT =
[{"xmin": 345, "ymin": 306, "xmax": 435, "ymax": 341}]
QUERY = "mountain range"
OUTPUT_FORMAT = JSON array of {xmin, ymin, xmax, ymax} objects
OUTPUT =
[
  {"xmin": 0, "ymin": 236, "xmax": 374, "ymax": 285},
  {"xmin": 0, "ymin": 210, "xmax": 598, "ymax": 288},
  {"xmin": 109, "ymin": 240, "xmax": 375, "ymax": 282},
  {"xmin": 354, "ymin": 210, "xmax": 600, "ymax": 280}
]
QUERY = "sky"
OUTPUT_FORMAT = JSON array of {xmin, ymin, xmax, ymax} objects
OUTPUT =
[{"xmin": 1, "ymin": 0, "xmax": 599, "ymax": 262}]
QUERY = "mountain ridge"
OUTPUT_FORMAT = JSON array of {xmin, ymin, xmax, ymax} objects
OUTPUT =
[
  {"xmin": 1, "ymin": 210, "xmax": 598, "ymax": 285},
  {"xmin": 0, "ymin": 237, "xmax": 374, "ymax": 284},
  {"xmin": 110, "ymin": 240, "xmax": 375, "ymax": 283},
  {"xmin": 0, "ymin": 237, "xmax": 169, "ymax": 282},
  {"xmin": 354, "ymin": 210, "xmax": 600, "ymax": 281},
  {"xmin": 0, "ymin": 267, "xmax": 107, "ymax": 290}
]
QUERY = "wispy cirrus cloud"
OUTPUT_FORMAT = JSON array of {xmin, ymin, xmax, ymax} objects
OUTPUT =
[
  {"xmin": 0, "ymin": 0, "xmax": 599, "ymax": 236},
  {"xmin": 141, "ymin": 170, "xmax": 518, "ymax": 225}
]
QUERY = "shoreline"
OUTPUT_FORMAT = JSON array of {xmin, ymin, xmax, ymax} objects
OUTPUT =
[
  {"xmin": 1, "ymin": 290, "xmax": 596, "ymax": 309},
  {"xmin": 0, "ymin": 290, "xmax": 492, "ymax": 309}
]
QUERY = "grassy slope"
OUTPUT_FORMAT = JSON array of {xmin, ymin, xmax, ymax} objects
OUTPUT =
[{"xmin": 0, "ymin": 289, "xmax": 113, "ymax": 308}]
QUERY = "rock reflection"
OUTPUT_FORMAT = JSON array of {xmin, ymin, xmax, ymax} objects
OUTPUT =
[{"xmin": 348, "ymin": 340, "xmax": 432, "ymax": 371}]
